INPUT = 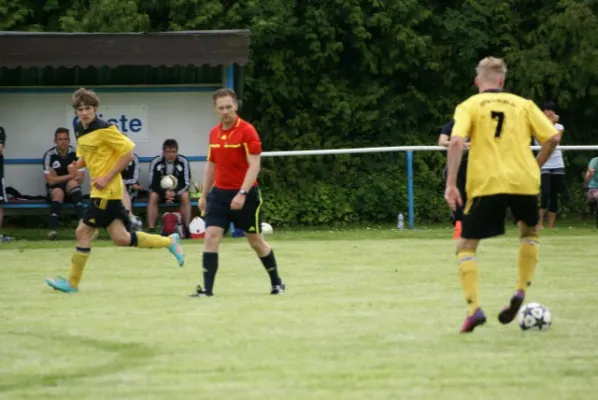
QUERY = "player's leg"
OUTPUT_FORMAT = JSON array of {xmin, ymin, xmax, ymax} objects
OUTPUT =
[
  {"xmin": 146, "ymin": 192, "xmax": 160, "ymax": 233},
  {"xmin": 0, "ymin": 204, "xmax": 5, "ymax": 242},
  {"xmin": 191, "ymin": 189, "xmax": 231, "ymax": 297},
  {"xmin": 547, "ymin": 173, "xmax": 563, "ymax": 228},
  {"xmin": 0, "ymin": 178, "xmax": 10, "ymax": 242},
  {"xmin": 454, "ymin": 164, "xmax": 468, "ymax": 239},
  {"xmin": 538, "ymin": 173, "xmax": 551, "ymax": 228},
  {"xmin": 66, "ymin": 179, "xmax": 84, "ymax": 221},
  {"xmin": 45, "ymin": 215, "xmax": 95, "ymax": 293},
  {"xmin": 48, "ymin": 186, "xmax": 66, "ymax": 240},
  {"xmin": 498, "ymin": 195, "xmax": 540, "ymax": 324},
  {"xmin": 457, "ymin": 195, "xmax": 507, "ymax": 333},
  {"xmin": 235, "ymin": 187, "xmax": 284, "ymax": 294},
  {"xmin": 104, "ymin": 201, "xmax": 184, "ymax": 266},
  {"xmin": 178, "ymin": 191, "xmax": 192, "ymax": 235}
]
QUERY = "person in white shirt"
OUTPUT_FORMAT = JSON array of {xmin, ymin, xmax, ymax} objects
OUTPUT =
[{"xmin": 537, "ymin": 101, "xmax": 565, "ymax": 228}]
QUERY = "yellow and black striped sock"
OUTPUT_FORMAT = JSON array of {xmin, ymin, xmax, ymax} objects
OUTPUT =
[
  {"xmin": 69, "ymin": 247, "xmax": 90, "ymax": 289},
  {"xmin": 517, "ymin": 236, "xmax": 539, "ymax": 292},
  {"xmin": 457, "ymin": 250, "xmax": 479, "ymax": 316},
  {"xmin": 133, "ymin": 231, "xmax": 172, "ymax": 249}
]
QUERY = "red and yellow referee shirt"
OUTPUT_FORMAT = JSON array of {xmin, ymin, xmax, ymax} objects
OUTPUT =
[{"xmin": 207, "ymin": 117, "xmax": 262, "ymax": 190}]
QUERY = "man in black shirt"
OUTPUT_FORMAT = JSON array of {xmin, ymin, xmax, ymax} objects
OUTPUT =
[
  {"xmin": 147, "ymin": 139, "xmax": 192, "ymax": 235},
  {"xmin": 438, "ymin": 120, "xmax": 469, "ymax": 239},
  {"xmin": 120, "ymin": 153, "xmax": 143, "ymax": 231},
  {"xmin": 0, "ymin": 126, "xmax": 12, "ymax": 242},
  {"xmin": 43, "ymin": 127, "xmax": 85, "ymax": 240}
]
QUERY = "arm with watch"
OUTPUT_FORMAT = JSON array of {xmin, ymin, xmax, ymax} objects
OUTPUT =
[{"xmin": 230, "ymin": 154, "xmax": 261, "ymax": 210}]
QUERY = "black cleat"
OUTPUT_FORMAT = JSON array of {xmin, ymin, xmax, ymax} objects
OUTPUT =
[
  {"xmin": 190, "ymin": 285, "xmax": 213, "ymax": 298},
  {"xmin": 498, "ymin": 290, "xmax": 525, "ymax": 324},
  {"xmin": 270, "ymin": 281, "xmax": 286, "ymax": 295}
]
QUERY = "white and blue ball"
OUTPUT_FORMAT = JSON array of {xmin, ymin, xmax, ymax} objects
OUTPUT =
[
  {"xmin": 517, "ymin": 302, "xmax": 552, "ymax": 331},
  {"xmin": 160, "ymin": 175, "xmax": 178, "ymax": 190}
]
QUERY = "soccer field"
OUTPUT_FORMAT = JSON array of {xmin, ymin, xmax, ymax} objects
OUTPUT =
[{"xmin": 1, "ymin": 227, "xmax": 597, "ymax": 399}]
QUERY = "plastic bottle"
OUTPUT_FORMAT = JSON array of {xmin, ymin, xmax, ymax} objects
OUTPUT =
[{"xmin": 397, "ymin": 213, "xmax": 405, "ymax": 230}]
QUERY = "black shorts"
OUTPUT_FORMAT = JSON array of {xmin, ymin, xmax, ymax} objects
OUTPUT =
[
  {"xmin": 462, "ymin": 194, "xmax": 539, "ymax": 239},
  {"xmin": 125, "ymin": 184, "xmax": 139, "ymax": 200},
  {"xmin": 47, "ymin": 183, "xmax": 68, "ymax": 200},
  {"xmin": 83, "ymin": 198, "xmax": 130, "ymax": 229},
  {"xmin": 152, "ymin": 191, "xmax": 184, "ymax": 203},
  {"xmin": 0, "ymin": 177, "xmax": 6, "ymax": 205},
  {"xmin": 205, "ymin": 187, "xmax": 263, "ymax": 233}
]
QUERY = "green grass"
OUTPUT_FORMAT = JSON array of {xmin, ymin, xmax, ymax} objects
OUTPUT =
[{"xmin": 1, "ymin": 226, "xmax": 597, "ymax": 399}]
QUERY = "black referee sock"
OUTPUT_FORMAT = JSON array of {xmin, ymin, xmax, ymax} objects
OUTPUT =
[
  {"xmin": 203, "ymin": 252, "xmax": 219, "ymax": 294},
  {"xmin": 260, "ymin": 249, "xmax": 281, "ymax": 286},
  {"xmin": 49, "ymin": 201, "xmax": 62, "ymax": 229}
]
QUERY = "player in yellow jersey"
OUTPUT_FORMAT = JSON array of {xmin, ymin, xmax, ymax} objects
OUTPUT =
[
  {"xmin": 45, "ymin": 88, "xmax": 184, "ymax": 293},
  {"xmin": 444, "ymin": 57, "xmax": 561, "ymax": 333}
]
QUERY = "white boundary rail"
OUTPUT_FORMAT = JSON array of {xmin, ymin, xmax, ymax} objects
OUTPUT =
[{"xmin": 262, "ymin": 145, "xmax": 598, "ymax": 229}]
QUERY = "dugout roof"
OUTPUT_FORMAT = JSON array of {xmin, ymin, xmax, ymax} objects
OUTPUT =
[{"xmin": 0, "ymin": 30, "xmax": 251, "ymax": 68}]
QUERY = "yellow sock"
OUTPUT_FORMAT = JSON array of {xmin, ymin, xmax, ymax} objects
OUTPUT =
[
  {"xmin": 457, "ymin": 250, "xmax": 479, "ymax": 316},
  {"xmin": 69, "ymin": 248, "xmax": 90, "ymax": 289},
  {"xmin": 135, "ymin": 231, "xmax": 172, "ymax": 249},
  {"xmin": 517, "ymin": 236, "xmax": 539, "ymax": 292}
]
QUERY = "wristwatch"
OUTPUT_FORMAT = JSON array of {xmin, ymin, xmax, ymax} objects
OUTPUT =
[{"xmin": 239, "ymin": 189, "xmax": 248, "ymax": 196}]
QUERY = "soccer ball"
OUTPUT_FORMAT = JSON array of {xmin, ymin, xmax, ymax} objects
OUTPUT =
[
  {"xmin": 261, "ymin": 222, "xmax": 274, "ymax": 235},
  {"xmin": 160, "ymin": 175, "xmax": 178, "ymax": 190},
  {"xmin": 517, "ymin": 302, "xmax": 552, "ymax": 331},
  {"xmin": 130, "ymin": 215, "xmax": 143, "ymax": 232}
]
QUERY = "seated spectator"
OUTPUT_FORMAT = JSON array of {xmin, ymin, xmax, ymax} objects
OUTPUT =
[
  {"xmin": 120, "ymin": 153, "xmax": 143, "ymax": 231},
  {"xmin": 0, "ymin": 125, "xmax": 13, "ymax": 243},
  {"xmin": 585, "ymin": 157, "xmax": 598, "ymax": 206},
  {"xmin": 147, "ymin": 139, "xmax": 191, "ymax": 235},
  {"xmin": 43, "ymin": 127, "xmax": 84, "ymax": 240},
  {"xmin": 122, "ymin": 152, "xmax": 142, "ymax": 202}
]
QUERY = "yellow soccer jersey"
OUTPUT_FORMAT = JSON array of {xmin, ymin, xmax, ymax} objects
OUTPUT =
[
  {"xmin": 452, "ymin": 90, "xmax": 558, "ymax": 199},
  {"xmin": 75, "ymin": 118, "xmax": 135, "ymax": 200}
]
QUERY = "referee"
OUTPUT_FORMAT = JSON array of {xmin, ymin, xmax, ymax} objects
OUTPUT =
[{"xmin": 191, "ymin": 89, "xmax": 285, "ymax": 297}]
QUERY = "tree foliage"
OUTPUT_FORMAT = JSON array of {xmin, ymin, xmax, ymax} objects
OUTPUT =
[{"xmin": 3, "ymin": 0, "xmax": 598, "ymax": 224}]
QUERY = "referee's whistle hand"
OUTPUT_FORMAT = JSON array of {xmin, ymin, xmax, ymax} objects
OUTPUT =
[
  {"xmin": 198, "ymin": 197, "xmax": 206, "ymax": 214},
  {"xmin": 230, "ymin": 194, "xmax": 246, "ymax": 210}
]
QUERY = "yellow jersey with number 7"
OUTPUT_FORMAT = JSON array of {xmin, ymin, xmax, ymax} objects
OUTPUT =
[{"xmin": 452, "ymin": 90, "xmax": 558, "ymax": 199}]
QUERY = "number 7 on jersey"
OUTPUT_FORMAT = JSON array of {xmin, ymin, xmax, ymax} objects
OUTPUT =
[{"xmin": 491, "ymin": 111, "xmax": 505, "ymax": 138}]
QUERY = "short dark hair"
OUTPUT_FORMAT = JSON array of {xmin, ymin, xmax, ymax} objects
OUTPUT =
[
  {"xmin": 54, "ymin": 127, "xmax": 70, "ymax": 139},
  {"xmin": 212, "ymin": 88, "xmax": 237, "ymax": 103},
  {"xmin": 162, "ymin": 138, "xmax": 178, "ymax": 151},
  {"xmin": 543, "ymin": 100, "xmax": 557, "ymax": 111}
]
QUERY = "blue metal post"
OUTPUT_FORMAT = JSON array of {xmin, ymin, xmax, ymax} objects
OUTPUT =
[
  {"xmin": 225, "ymin": 65, "xmax": 235, "ymax": 90},
  {"xmin": 407, "ymin": 151, "xmax": 415, "ymax": 229},
  {"xmin": 224, "ymin": 64, "xmax": 240, "ymax": 236}
]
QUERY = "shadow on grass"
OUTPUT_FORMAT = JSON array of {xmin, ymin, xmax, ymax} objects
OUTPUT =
[{"xmin": 0, "ymin": 331, "xmax": 154, "ymax": 393}]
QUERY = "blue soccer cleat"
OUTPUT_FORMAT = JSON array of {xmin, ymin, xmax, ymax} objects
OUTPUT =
[
  {"xmin": 45, "ymin": 276, "xmax": 79, "ymax": 293},
  {"xmin": 168, "ymin": 233, "xmax": 184, "ymax": 267}
]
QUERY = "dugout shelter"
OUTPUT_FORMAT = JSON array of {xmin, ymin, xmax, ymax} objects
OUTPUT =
[{"xmin": 0, "ymin": 30, "xmax": 250, "ymax": 215}]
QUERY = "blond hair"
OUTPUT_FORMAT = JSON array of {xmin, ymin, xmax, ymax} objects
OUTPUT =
[
  {"xmin": 72, "ymin": 88, "xmax": 100, "ymax": 109},
  {"xmin": 476, "ymin": 57, "xmax": 507, "ymax": 81}
]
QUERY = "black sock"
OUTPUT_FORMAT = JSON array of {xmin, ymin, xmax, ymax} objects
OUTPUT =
[
  {"xmin": 71, "ymin": 186, "xmax": 84, "ymax": 220},
  {"xmin": 129, "ymin": 231, "xmax": 138, "ymax": 247},
  {"xmin": 260, "ymin": 249, "xmax": 281, "ymax": 286},
  {"xmin": 49, "ymin": 201, "xmax": 62, "ymax": 229},
  {"xmin": 203, "ymin": 252, "xmax": 218, "ymax": 293}
]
